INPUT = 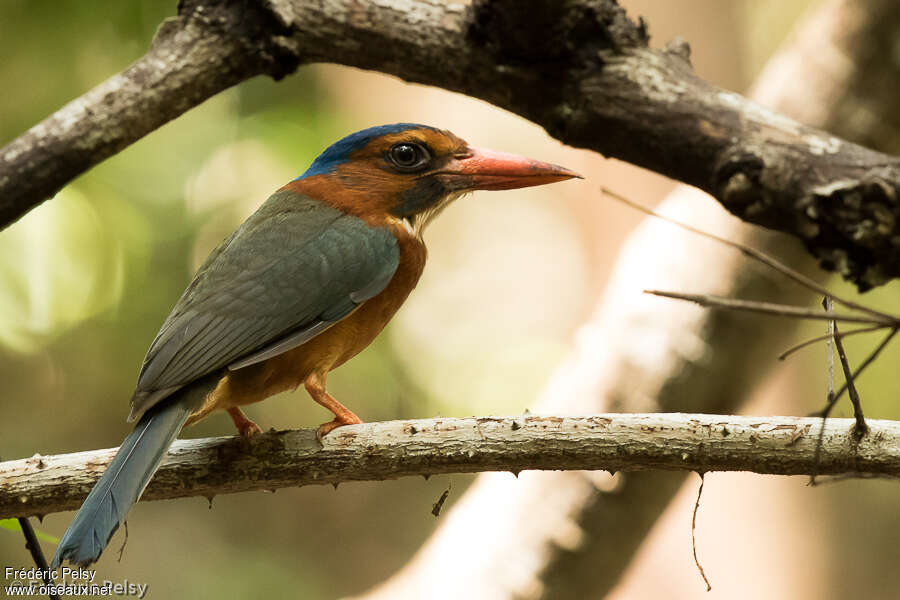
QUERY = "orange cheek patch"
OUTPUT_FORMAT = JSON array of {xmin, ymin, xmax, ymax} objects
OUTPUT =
[{"xmin": 289, "ymin": 167, "xmax": 409, "ymax": 221}]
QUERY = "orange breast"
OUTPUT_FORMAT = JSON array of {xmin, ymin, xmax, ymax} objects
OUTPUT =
[{"xmin": 192, "ymin": 219, "xmax": 427, "ymax": 420}]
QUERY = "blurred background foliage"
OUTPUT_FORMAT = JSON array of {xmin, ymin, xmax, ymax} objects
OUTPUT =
[{"xmin": 1, "ymin": 1, "xmax": 900, "ymax": 599}]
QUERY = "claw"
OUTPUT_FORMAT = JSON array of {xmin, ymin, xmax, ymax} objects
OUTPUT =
[
  {"xmin": 315, "ymin": 413, "xmax": 363, "ymax": 444},
  {"xmin": 227, "ymin": 407, "xmax": 262, "ymax": 437}
]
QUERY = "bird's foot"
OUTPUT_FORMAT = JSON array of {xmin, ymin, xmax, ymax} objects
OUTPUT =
[
  {"xmin": 315, "ymin": 412, "xmax": 363, "ymax": 445},
  {"xmin": 227, "ymin": 407, "xmax": 263, "ymax": 437},
  {"xmin": 305, "ymin": 371, "xmax": 364, "ymax": 445}
]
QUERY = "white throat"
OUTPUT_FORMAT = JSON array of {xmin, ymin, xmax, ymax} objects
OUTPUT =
[{"xmin": 406, "ymin": 191, "xmax": 466, "ymax": 237}]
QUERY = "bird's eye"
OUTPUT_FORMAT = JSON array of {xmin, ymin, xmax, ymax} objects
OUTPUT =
[{"xmin": 388, "ymin": 143, "xmax": 429, "ymax": 171}]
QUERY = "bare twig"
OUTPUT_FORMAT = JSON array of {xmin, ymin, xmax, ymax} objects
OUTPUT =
[
  {"xmin": 810, "ymin": 297, "xmax": 838, "ymax": 484},
  {"xmin": 831, "ymin": 321, "xmax": 868, "ymax": 436},
  {"xmin": 16, "ymin": 517, "xmax": 59, "ymax": 599},
  {"xmin": 778, "ymin": 325, "xmax": 885, "ymax": 360},
  {"xmin": 825, "ymin": 299, "xmax": 835, "ymax": 398},
  {"xmin": 644, "ymin": 291, "xmax": 894, "ymax": 326},
  {"xmin": 690, "ymin": 474, "xmax": 711, "ymax": 592},
  {"xmin": 603, "ymin": 188, "xmax": 900, "ymax": 316},
  {"xmin": 814, "ymin": 328, "xmax": 899, "ymax": 415}
]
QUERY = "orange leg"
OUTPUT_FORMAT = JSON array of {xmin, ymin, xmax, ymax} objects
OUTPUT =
[
  {"xmin": 227, "ymin": 406, "xmax": 263, "ymax": 437},
  {"xmin": 304, "ymin": 371, "xmax": 362, "ymax": 441}
]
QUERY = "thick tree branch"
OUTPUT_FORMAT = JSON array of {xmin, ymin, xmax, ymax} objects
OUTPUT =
[
  {"xmin": 4, "ymin": 0, "xmax": 900, "ymax": 289},
  {"xmin": 3, "ymin": 413, "xmax": 899, "ymax": 520}
]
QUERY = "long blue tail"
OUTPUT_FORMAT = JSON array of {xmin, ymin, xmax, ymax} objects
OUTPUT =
[{"xmin": 51, "ymin": 379, "xmax": 214, "ymax": 567}]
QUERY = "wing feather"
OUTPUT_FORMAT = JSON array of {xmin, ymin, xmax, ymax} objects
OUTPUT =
[{"xmin": 128, "ymin": 191, "xmax": 400, "ymax": 421}]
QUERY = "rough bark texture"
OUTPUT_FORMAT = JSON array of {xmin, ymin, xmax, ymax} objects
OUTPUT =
[
  {"xmin": 3, "ymin": 0, "xmax": 900, "ymax": 288},
  {"xmin": 2, "ymin": 413, "xmax": 897, "ymax": 520}
]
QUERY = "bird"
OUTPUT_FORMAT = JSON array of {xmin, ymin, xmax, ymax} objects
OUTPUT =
[{"xmin": 51, "ymin": 123, "xmax": 579, "ymax": 568}]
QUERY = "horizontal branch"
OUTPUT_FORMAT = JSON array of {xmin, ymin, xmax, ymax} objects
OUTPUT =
[
  {"xmin": 5, "ymin": 1, "xmax": 900, "ymax": 289},
  {"xmin": 2, "ymin": 413, "xmax": 899, "ymax": 519}
]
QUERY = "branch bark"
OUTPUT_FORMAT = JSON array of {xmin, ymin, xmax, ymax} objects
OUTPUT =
[
  {"xmin": 4, "ymin": 0, "xmax": 900, "ymax": 288},
  {"xmin": 3, "ymin": 413, "xmax": 898, "ymax": 520}
]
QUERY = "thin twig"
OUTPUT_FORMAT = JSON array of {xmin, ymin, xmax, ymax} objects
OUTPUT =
[
  {"xmin": 811, "ymin": 298, "xmax": 836, "ymax": 484},
  {"xmin": 16, "ymin": 517, "xmax": 59, "ymax": 600},
  {"xmin": 117, "ymin": 521, "xmax": 128, "ymax": 562},
  {"xmin": 778, "ymin": 324, "xmax": 886, "ymax": 360},
  {"xmin": 691, "ymin": 473, "xmax": 711, "ymax": 592},
  {"xmin": 825, "ymin": 298, "xmax": 836, "ymax": 441},
  {"xmin": 814, "ymin": 328, "xmax": 899, "ymax": 414},
  {"xmin": 832, "ymin": 321, "xmax": 868, "ymax": 436},
  {"xmin": 609, "ymin": 188, "xmax": 900, "ymax": 408},
  {"xmin": 602, "ymin": 188, "xmax": 900, "ymax": 322},
  {"xmin": 644, "ymin": 291, "xmax": 893, "ymax": 325}
]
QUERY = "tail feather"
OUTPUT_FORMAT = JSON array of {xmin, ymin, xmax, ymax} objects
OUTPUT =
[{"xmin": 51, "ymin": 378, "xmax": 214, "ymax": 567}]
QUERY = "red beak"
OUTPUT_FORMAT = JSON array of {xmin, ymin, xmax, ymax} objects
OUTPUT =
[{"xmin": 439, "ymin": 147, "xmax": 581, "ymax": 191}]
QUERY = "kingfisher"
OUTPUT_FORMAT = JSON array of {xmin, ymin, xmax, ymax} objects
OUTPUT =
[{"xmin": 51, "ymin": 123, "xmax": 579, "ymax": 567}]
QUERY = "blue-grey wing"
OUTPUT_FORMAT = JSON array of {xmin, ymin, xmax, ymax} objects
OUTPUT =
[{"xmin": 127, "ymin": 190, "xmax": 399, "ymax": 421}]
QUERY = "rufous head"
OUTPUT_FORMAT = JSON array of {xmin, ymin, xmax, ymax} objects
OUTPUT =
[{"xmin": 294, "ymin": 123, "xmax": 580, "ymax": 233}]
